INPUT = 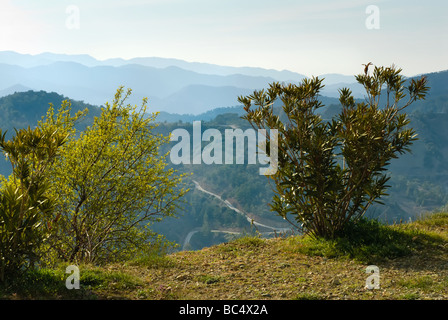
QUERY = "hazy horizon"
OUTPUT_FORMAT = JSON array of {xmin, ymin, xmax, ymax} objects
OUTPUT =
[
  {"xmin": 1, "ymin": 1, "xmax": 447, "ymax": 78},
  {"xmin": 4, "ymin": 49, "xmax": 447, "ymax": 79}
]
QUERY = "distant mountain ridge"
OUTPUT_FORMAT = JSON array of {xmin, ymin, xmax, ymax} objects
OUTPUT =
[
  {"xmin": 0, "ymin": 59, "xmax": 283, "ymax": 114},
  {"xmin": 0, "ymin": 84, "xmax": 32, "ymax": 97},
  {"xmin": 0, "ymin": 51, "xmax": 446, "ymax": 115},
  {"xmin": 0, "ymin": 51, "xmax": 307, "ymax": 81},
  {"xmin": 0, "ymin": 51, "xmax": 364, "ymax": 115}
]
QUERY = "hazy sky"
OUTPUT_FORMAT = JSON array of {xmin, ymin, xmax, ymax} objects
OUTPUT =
[{"xmin": 0, "ymin": 0, "xmax": 447, "ymax": 77}]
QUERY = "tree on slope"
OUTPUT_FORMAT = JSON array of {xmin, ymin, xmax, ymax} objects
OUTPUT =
[
  {"xmin": 0, "ymin": 125, "xmax": 67, "ymax": 281},
  {"xmin": 238, "ymin": 64, "xmax": 429, "ymax": 239},
  {"xmin": 42, "ymin": 87, "xmax": 188, "ymax": 263}
]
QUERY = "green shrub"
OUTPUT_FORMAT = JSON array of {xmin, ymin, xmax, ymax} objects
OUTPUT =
[
  {"xmin": 239, "ymin": 65, "xmax": 429, "ymax": 239},
  {"xmin": 0, "ymin": 125, "xmax": 66, "ymax": 282}
]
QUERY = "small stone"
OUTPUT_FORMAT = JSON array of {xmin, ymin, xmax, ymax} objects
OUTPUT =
[
  {"xmin": 331, "ymin": 278, "xmax": 341, "ymax": 286},
  {"xmin": 175, "ymin": 274, "xmax": 190, "ymax": 281}
]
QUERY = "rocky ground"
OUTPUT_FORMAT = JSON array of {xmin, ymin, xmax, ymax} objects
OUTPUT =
[{"xmin": 3, "ymin": 213, "xmax": 448, "ymax": 301}]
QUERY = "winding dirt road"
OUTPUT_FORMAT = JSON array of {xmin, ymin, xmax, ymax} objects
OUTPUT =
[{"xmin": 182, "ymin": 180, "xmax": 292, "ymax": 250}]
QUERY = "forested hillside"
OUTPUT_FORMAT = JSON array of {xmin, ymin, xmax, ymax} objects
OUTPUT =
[
  {"xmin": 0, "ymin": 77, "xmax": 447, "ymax": 251},
  {"xmin": 0, "ymin": 91, "xmax": 101, "ymax": 176},
  {"xmin": 152, "ymin": 69, "xmax": 448, "ymax": 250}
]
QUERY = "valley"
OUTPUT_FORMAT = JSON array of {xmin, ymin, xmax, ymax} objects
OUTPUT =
[
  {"xmin": 182, "ymin": 180, "xmax": 293, "ymax": 250},
  {"xmin": 0, "ymin": 51, "xmax": 447, "ymax": 252},
  {"xmin": 1, "ymin": 1, "xmax": 447, "ymax": 305}
]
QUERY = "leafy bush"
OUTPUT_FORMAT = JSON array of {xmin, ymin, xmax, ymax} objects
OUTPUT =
[
  {"xmin": 239, "ymin": 64, "xmax": 429, "ymax": 239},
  {"xmin": 43, "ymin": 87, "xmax": 188, "ymax": 263},
  {"xmin": 0, "ymin": 126, "xmax": 66, "ymax": 282}
]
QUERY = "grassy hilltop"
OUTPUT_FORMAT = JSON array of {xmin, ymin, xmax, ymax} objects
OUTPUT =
[{"xmin": 2, "ymin": 211, "xmax": 448, "ymax": 300}]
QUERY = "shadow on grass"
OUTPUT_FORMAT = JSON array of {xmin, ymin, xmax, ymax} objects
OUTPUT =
[
  {"xmin": 0, "ymin": 267, "xmax": 95, "ymax": 299},
  {"xmin": 291, "ymin": 217, "xmax": 447, "ymax": 267},
  {"xmin": 0, "ymin": 264, "xmax": 143, "ymax": 299}
]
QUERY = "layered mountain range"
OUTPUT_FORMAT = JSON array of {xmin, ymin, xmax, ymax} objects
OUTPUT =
[
  {"xmin": 0, "ymin": 51, "xmax": 366, "ymax": 115},
  {"xmin": 1, "ymin": 51, "xmax": 448, "ymax": 250}
]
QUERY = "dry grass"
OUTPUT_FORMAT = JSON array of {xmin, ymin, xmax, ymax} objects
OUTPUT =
[{"xmin": 2, "ymin": 213, "xmax": 448, "ymax": 300}]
